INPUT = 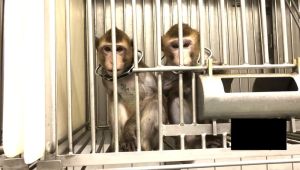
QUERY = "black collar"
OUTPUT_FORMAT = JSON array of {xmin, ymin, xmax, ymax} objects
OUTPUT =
[{"xmin": 95, "ymin": 50, "xmax": 143, "ymax": 81}]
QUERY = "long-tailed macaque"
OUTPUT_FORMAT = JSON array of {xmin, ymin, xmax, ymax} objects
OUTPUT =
[
  {"xmin": 162, "ymin": 24, "xmax": 227, "ymax": 149},
  {"xmin": 96, "ymin": 28, "xmax": 167, "ymax": 151}
]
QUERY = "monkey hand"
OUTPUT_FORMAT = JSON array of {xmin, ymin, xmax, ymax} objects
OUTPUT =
[
  {"xmin": 120, "ymin": 117, "xmax": 137, "ymax": 152},
  {"xmin": 120, "ymin": 138, "xmax": 137, "ymax": 152},
  {"xmin": 120, "ymin": 131, "xmax": 137, "ymax": 151}
]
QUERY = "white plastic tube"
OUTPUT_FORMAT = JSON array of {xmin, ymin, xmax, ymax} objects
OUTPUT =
[{"xmin": 3, "ymin": 0, "xmax": 45, "ymax": 164}]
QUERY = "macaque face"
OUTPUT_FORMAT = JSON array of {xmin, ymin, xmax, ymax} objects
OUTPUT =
[
  {"xmin": 96, "ymin": 28, "xmax": 133, "ymax": 76},
  {"xmin": 162, "ymin": 24, "xmax": 200, "ymax": 66}
]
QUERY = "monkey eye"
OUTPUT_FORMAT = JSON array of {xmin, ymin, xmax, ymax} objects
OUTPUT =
[
  {"xmin": 183, "ymin": 41, "xmax": 191, "ymax": 48},
  {"xmin": 103, "ymin": 46, "xmax": 111, "ymax": 52},
  {"xmin": 171, "ymin": 43, "xmax": 179, "ymax": 49},
  {"xmin": 116, "ymin": 46, "xmax": 124, "ymax": 52}
]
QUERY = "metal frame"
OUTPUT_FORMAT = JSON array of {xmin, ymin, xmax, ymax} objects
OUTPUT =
[
  {"xmin": 3, "ymin": 0, "xmax": 300, "ymax": 169},
  {"xmin": 49, "ymin": 0, "xmax": 300, "ymax": 168}
]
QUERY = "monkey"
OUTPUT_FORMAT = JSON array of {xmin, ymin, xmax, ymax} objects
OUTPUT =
[
  {"xmin": 162, "ymin": 24, "xmax": 230, "ymax": 149},
  {"xmin": 96, "ymin": 28, "xmax": 167, "ymax": 151}
]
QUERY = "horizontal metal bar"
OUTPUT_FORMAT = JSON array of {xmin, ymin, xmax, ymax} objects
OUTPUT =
[
  {"xmin": 162, "ymin": 123, "xmax": 231, "ymax": 136},
  {"xmin": 114, "ymin": 157, "xmax": 300, "ymax": 170},
  {"xmin": 210, "ymin": 73, "xmax": 298, "ymax": 78},
  {"xmin": 163, "ymin": 120, "xmax": 299, "ymax": 136},
  {"xmin": 58, "ymin": 145, "xmax": 300, "ymax": 166},
  {"xmin": 132, "ymin": 64, "xmax": 296, "ymax": 72}
]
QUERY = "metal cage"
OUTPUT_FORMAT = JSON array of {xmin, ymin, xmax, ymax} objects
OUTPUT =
[{"xmin": 2, "ymin": 0, "xmax": 300, "ymax": 169}]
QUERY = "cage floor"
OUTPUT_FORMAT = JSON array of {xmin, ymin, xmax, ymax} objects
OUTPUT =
[{"xmin": 54, "ymin": 125, "xmax": 300, "ymax": 170}]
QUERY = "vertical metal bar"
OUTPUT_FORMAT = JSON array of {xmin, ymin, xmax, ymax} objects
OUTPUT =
[
  {"xmin": 123, "ymin": 0, "xmax": 126, "ymax": 32},
  {"xmin": 222, "ymin": 133, "xmax": 227, "ymax": 148},
  {"xmin": 289, "ymin": 0, "xmax": 295, "ymax": 61},
  {"xmin": 155, "ymin": 0, "xmax": 164, "ymax": 151},
  {"xmin": 261, "ymin": 0, "xmax": 270, "ymax": 64},
  {"xmin": 0, "ymin": 0, "xmax": 3, "ymax": 141},
  {"xmin": 50, "ymin": 0, "xmax": 57, "ymax": 155},
  {"xmin": 110, "ymin": 0, "xmax": 119, "ymax": 152},
  {"xmin": 171, "ymin": 0, "xmax": 174, "ymax": 26},
  {"xmin": 142, "ymin": 0, "xmax": 146, "ymax": 54},
  {"xmin": 280, "ymin": 0, "xmax": 289, "ymax": 63},
  {"xmin": 251, "ymin": 0, "xmax": 258, "ymax": 71},
  {"xmin": 240, "ymin": 0, "xmax": 249, "ymax": 64},
  {"xmin": 226, "ymin": 0, "xmax": 231, "ymax": 65},
  {"xmin": 65, "ymin": 0, "xmax": 73, "ymax": 154},
  {"xmin": 180, "ymin": 134, "xmax": 185, "ymax": 150},
  {"xmin": 177, "ymin": 0, "xmax": 185, "ymax": 150},
  {"xmin": 103, "ymin": 0, "xmax": 107, "ymax": 32},
  {"xmin": 153, "ymin": 0, "xmax": 157, "ymax": 66},
  {"xmin": 188, "ymin": 0, "xmax": 192, "ymax": 25},
  {"xmin": 132, "ymin": 0, "xmax": 141, "ymax": 152},
  {"xmin": 217, "ymin": 0, "xmax": 222, "ymax": 61},
  {"xmin": 212, "ymin": 120, "xmax": 217, "ymax": 136},
  {"xmin": 177, "ymin": 0, "xmax": 184, "ymax": 124},
  {"xmin": 201, "ymin": 133, "xmax": 206, "ymax": 149},
  {"xmin": 87, "ymin": 0, "xmax": 96, "ymax": 153},
  {"xmin": 234, "ymin": 0, "xmax": 241, "ymax": 90},
  {"xmin": 274, "ymin": 0, "xmax": 280, "ymax": 70},
  {"xmin": 220, "ymin": 0, "xmax": 227, "ymax": 65},
  {"xmin": 258, "ymin": 0, "xmax": 264, "ymax": 66},
  {"xmin": 192, "ymin": 73, "xmax": 196, "ymax": 124},
  {"xmin": 208, "ymin": 1, "xmax": 212, "ymax": 49},
  {"xmin": 198, "ymin": 0, "xmax": 205, "ymax": 65},
  {"xmin": 104, "ymin": 0, "xmax": 110, "ymax": 126},
  {"xmin": 162, "ymin": 1, "xmax": 166, "ymax": 35}
]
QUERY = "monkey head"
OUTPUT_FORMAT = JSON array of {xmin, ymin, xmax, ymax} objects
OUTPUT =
[
  {"xmin": 162, "ymin": 24, "xmax": 200, "ymax": 66},
  {"xmin": 96, "ymin": 28, "xmax": 133, "ymax": 76}
]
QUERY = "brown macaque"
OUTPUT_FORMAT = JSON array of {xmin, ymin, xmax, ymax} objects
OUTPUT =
[
  {"xmin": 96, "ymin": 28, "xmax": 167, "ymax": 151},
  {"xmin": 162, "ymin": 24, "xmax": 228, "ymax": 149}
]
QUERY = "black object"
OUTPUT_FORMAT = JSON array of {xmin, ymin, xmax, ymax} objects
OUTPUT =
[{"xmin": 231, "ymin": 118, "xmax": 286, "ymax": 150}]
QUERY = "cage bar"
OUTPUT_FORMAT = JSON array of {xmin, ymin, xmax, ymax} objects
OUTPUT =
[
  {"xmin": 110, "ymin": 0, "xmax": 119, "ymax": 152},
  {"xmin": 87, "ymin": 0, "xmax": 96, "ymax": 153},
  {"xmin": 65, "ymin": 0, "xmax": 73, "ymax": 154},
  {"xmin": 280, "ymin": 0, "xmax": 289, "ymax": 63},
  {"xmin": 220, "ymin": 0, "xmax": 228, "ymax": 65},
  {"xmin": 132, "ymin": 0, "xmax": 141, "ymax": 152},
  {"xmin": 177, "ymin": 0, "xmax": 185, "ymax": 134},
  {"xmin": 49, "ymin": 0, "xmax": 57, "ymax": 155},
  {"xmin": 192, "ymin": 73, "xmax": 196, "ymax": 124},
  {"xmin": 155, "ymin": 0, "xmax": 164, "ymax": 151},
  {"xmin": 260, "ymin": 0, "xmax": 270, "ymax": 64},
  {"xmin": 240, "ymin": 0, "xmax": 249, "ymax": 64}
]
